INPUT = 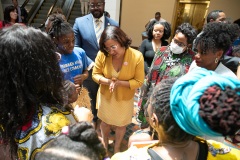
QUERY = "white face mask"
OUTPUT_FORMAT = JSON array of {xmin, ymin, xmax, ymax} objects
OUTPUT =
[{"xmin": 169, "ymin": 42, "xmax": 184, "ymax": 54}]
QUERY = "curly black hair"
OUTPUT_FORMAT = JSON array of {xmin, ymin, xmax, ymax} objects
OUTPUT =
[
  {"xmin": 175, "ymin": 23, "xmax": 197, "ymax": 45},
  {"xmin": 149, "ymin": 78, "xmax": 194, "ymax": 143},
  {"xmin": 195, "ymin": 22, "xmax": 240, "ymax": 56},
  {"xmin": 35, "ymin": 122, "xmax": 107, "ymax": 160},
  {"xmin": 0, "ymin": 25, "xmax": 64, "ymax": 158},
  {"xmin": 147, "ymin": 20, "xmax": 171, "ymax": 41},
  {"xmin": 199, "ymin": 85, "xmax": 240, "ymax": 136},
  {"xmin": 234, "ymin": 18, "xmax": 240, "ymax": 26}
]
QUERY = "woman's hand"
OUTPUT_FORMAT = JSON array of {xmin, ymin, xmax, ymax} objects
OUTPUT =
[
  {"xmin": 74, "ymin": 70, "xmax": 88, "ymax": 86},
  {"xmin": 74, "ymin": 74, "xmax": 85, "ymax": 86},
  {"xmin": 75, "ymin": 84, "xmax": 81, "ymax": 94},
  {"xmin": 109, "ymin": 77, "xmax": 118, "ymax": 93}
]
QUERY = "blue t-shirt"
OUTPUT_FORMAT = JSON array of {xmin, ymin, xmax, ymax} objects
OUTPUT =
[{"xmin": 59, "ymin": 47, "xmax": 88, "ymax": 82}]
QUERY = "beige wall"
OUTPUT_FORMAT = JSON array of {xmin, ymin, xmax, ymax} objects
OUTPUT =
[
  {"xmin": 120, "ymin": 0, "xmax": 240, "ymax": 47},
  {"xmin": 120, "ymin": 0, "xmax": 177, "ymax": 47},
  {"xmin": 105, "ymin": 0, "xmax": 121, "ymax": 23}
]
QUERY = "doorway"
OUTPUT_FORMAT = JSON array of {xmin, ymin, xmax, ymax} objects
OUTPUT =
[{"xmin": 174, "ymin": 0, "xmax": 210, "ymax": 34}]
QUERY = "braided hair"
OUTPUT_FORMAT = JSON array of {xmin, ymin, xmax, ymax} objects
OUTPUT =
[
  {"xmin": 199, "ymin": 85, "xmax": 240, "ymax": 136},
  {"xmin": 35, "ymin": 122, "xmax": 107, "ymax": 160},
  {"xmin": 150, "ymin": 78, "xmax": 194, "ymax": 142},
  {"xmin": 48, "ymin": 15, "xmax": 73, "ymax": 40}
]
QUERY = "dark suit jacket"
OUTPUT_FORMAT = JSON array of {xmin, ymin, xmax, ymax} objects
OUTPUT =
[
  {"xmin": 222, "ymin": 55, "xmax": 240, "ymax": 73},
  {"xmin": 16, "ymin": 6, "xmax": 28, "ymax": 23},
  {"xmin": 73, "ymin": 14, "xmax": 119, "ymax": 63}
]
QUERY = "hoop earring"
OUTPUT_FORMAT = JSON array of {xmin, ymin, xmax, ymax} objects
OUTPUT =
[{"xmin": 215, "ymin": 58, "xmax": 218, "ymax": 63}]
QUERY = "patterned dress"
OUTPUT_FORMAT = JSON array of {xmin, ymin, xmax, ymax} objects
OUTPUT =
[
  {"xmin": 16, "ymin": 105, "xmax": 76, "ymax": 160},
  {"xmin": 138, "ymin": 46, "xmax": 195, "ymax": 127}
]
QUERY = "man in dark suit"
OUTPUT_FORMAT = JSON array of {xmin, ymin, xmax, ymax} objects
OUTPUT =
[{"xmin": 73, "ymin": 0, "xmax": 118, "ymax": 128}]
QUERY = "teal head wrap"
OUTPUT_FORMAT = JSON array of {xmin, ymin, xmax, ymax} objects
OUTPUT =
[{"xmin": 170, "ymin": 68, "xmax": 240, "ymax": 136}]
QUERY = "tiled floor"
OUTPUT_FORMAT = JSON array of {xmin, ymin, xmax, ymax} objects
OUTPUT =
[{"xmin": 96, "ymin": 112, "xmax": 140, "ymax": 157}]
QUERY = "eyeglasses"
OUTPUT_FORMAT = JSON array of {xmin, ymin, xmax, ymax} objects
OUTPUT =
[
  {"xmin": 89, "ymin": 2, "xmax": 104, "ymax": 9},
  {"xmin": 104, "ymin": 44, "xmax": 118, "ymax": 53},
  {"xmin": 173, "ymin": 39, "xmax": 187, "ymax": 47}
]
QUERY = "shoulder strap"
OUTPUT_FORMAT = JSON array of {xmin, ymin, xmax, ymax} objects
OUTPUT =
[
  {"xmin": 148, "ymin": 140, "xmax": 208, "ymax": 160},
  {"xmin": 195, "ymin": 138, "xmax": 208, "ymax": 160},
  {"xmin": 147, "ymin": 148, "xmax": 164, "ymax": 160}
]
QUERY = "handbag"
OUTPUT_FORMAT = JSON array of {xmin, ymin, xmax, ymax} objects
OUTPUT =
[
  {"xmin": 136, "ymin": 98, "xmax": 149, "ymax": 129},
  {"xmin": 72, "ymin": 86, "xmax": 91, "ymax": 110}
]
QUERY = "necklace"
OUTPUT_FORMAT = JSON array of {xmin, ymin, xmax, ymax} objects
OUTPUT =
[
  {"xmin": 151, "ymin": 140, "xmax": 196, "ymax": 160},
  {"xmin": 152, "ymin": 40, "xmax": 161, "ymax": 52},
  {"xmin": 157, "ymin": 140, "xmax": 192, "ymax": 148}
]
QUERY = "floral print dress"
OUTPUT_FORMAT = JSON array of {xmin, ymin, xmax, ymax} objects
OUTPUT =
[
  {"xmin": 16, "ymin": 105, "xmax": 76, "ymax": 160},
  {"xmin": 137, "ymin": 46, "xmax": 195, "ymax": 128}
]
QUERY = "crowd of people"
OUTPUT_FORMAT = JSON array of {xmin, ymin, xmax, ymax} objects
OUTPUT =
[
  {"xmin": 0, "ymin": 0, "xmax": 240, "ymax": 159},
  {"xmin": 112, "ymin": 68, "xmax": 240, "ymax": 160}
]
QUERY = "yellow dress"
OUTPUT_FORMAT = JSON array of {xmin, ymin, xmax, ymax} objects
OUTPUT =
[{"xmin": 97, "ymin": 65, "xmax": 134, "ymax": 126}]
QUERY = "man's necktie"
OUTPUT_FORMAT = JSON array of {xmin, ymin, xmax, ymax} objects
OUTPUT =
[{"xmin": 95, "ymin": 19, "xmax": 102, "ymax": 44}]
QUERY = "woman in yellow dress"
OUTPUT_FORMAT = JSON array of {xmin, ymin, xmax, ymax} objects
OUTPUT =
[{"xmin": 92, "ymin": 26, "xmax": 145, "ymax": 153}]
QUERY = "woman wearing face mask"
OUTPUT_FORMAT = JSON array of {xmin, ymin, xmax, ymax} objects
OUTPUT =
[{"xmin": 137, "ymin": 23, "xmax": 197, "ymax": 129}]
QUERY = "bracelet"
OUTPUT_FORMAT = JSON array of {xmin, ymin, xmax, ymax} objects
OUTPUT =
[{"xmin": 62, "ymin": 126, "xmax": 69, "ymax": 135}]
